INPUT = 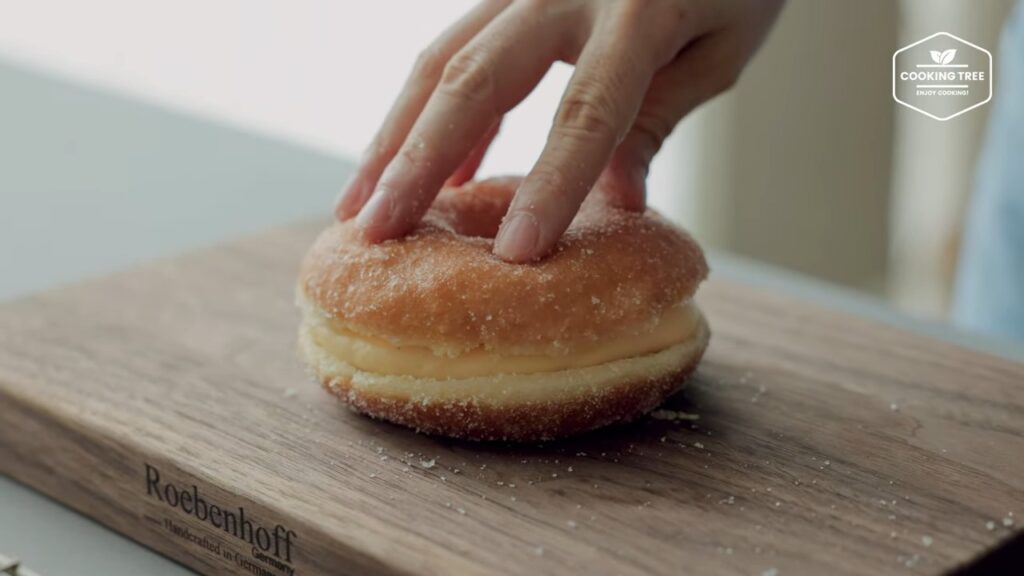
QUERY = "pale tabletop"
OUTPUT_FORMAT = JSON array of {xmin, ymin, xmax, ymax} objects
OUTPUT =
[
  {"xmin": 0, "ymin": 58, "xmax": 342, "ymax": 576},
  {"xmin": 1, "ymin": 58, "xmax": 1022, "ymax": 576}
]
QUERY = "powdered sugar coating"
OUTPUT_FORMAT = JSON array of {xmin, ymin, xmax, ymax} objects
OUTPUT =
[{"xmin": 299, "ymin": 177, "xmax": 708, "ymax": 356}]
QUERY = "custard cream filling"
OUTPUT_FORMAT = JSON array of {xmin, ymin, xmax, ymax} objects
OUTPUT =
[{"xmin": 304, "ymin": 301, "xmax": 700, "ymax": 379}]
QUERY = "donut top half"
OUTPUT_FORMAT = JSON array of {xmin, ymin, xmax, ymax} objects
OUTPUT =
[{"xmin": 298, "ymin": 177, "xmax": 708, "ymax": 357}]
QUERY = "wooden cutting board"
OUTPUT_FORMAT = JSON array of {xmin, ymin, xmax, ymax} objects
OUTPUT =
[{"xmin": 1, "ymin": 221, "xmax": 1021, "ymax": 576}]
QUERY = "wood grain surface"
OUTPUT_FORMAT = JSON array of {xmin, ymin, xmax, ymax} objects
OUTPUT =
[{"xmin": 0, "ymin": 221, "xmax": 1022, "ymax": 576}]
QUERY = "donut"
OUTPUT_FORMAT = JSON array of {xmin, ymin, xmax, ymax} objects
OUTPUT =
[{"xmin": 297, "ymin": 176, "xmax": 710, "ymax": 441}]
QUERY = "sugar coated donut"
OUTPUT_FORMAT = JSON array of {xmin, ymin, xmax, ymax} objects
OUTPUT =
[{"xmin": 297, "ymin": 176, "xmax": 710, "ymax": 440}]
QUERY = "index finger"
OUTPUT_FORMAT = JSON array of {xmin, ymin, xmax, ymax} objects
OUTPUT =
[
  {"xmin": 335, "ymin": 0, "xmax": 511, "ymax": 221},
  {"xmin": 355, "ymin": 2, "xmax": 570, "ymax": 242}
]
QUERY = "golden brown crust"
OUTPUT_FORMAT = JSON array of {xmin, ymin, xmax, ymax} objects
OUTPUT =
[
  {"xmin": 299, "ymin": 177, "xmax": 708, "ymax": 355},
  {"xmin": 315, "ymin": 351, "xmax": 705, "ymax": 442}
]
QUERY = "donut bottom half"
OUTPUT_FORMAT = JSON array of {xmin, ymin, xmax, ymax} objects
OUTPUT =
[{"xmin": 299, "ymin": 312, "xmax": 710, "ymax": 441}]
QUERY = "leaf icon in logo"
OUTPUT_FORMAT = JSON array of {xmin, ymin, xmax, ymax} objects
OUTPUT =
[
  {"xmin": 941, "ymin": 48, "xmax": 957, "ymax": 64},
  {"xmin": 930, "ymin": 50, "xmax": 944, "ymax": 64}
]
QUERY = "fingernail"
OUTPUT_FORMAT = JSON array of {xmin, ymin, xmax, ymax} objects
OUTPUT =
[
  {"xmin": 356, "ymin": 188, "xmax": 395, "ymax": 237},
  {"xmin": 494, "ymin": 212, "xmax": 539, "ymax": 262}
]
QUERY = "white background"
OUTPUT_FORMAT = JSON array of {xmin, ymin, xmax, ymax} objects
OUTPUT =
[{"xmin": 0, "ymin": 1, "xmax": 700, "ymax": 216}]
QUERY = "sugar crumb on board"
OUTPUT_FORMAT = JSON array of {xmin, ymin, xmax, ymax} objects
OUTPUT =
[
  {"xmin": 897, "ymin": 553, "xmax": 921, "ymax": 568},
  {"xmin": 649, "ymin": 409, "xmax": 700, "ymax": 421}
]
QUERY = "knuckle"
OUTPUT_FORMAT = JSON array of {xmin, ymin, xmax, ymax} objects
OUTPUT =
[
  {"xmin": 528, "ymin": 165, "xmax": 564, "ymax": 193},
  {"xmin": 533, "ymin": 152, "xmax": 602, "ymax": 207},
  {"xmin": 528, "ymin": 165, "xmax": 577, "ymax": 204},
  {"xmin": 395, "ymin": 139, "xmax": 435, "ymax": 173},
  {"xmin": 632, "ymin": 113, "xmax": 673, "ymax": 155},
  {"xmin": 555, "ymin": 89, "xmax": 619, "ymax": 140},
  {"xmin": 412, "ymin": 44, "xmax": 446, "ymax": 81},
  {"xmin": 438, "ymin": 50, "xmax": 495, "ymax": 105}
]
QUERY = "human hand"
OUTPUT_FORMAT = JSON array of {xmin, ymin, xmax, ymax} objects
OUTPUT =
[{"xmin": 336, "ymin": 0, "xmax": 784, "ymax": 262}]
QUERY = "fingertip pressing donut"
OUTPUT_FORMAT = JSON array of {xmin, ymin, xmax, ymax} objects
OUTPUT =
[{"xmin": 297, "ymin": 177, "xmax": 709, "ymax": 441}]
